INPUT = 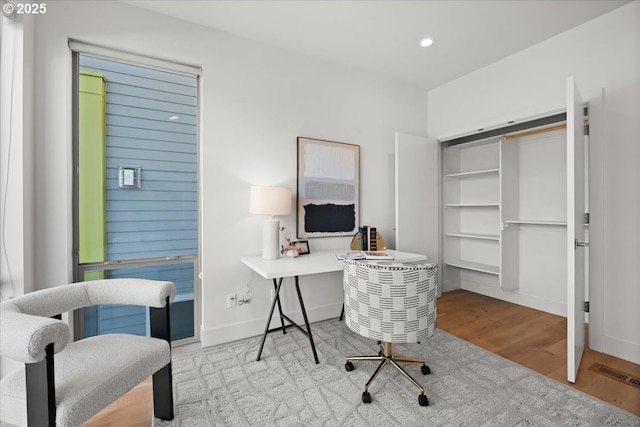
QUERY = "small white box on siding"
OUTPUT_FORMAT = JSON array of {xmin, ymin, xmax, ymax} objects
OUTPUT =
[{"xmin": 118, "ymin": 166, "xmax": 141, "ymax": 188}]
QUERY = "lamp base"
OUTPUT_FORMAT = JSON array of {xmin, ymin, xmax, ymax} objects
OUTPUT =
[{"xmin": 262, "ymin": 218, "xmax": 280, "ymax": 260}]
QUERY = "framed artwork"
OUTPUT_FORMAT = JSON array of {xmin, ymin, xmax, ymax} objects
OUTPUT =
[{"xmin": 297, "ymin": 137, "xmax": 360, "ymax": 238}]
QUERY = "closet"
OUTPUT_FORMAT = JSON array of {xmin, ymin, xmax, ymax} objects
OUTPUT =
[
  {"xmin": 396, "ymin": 76, "xmax": 588, "ymax": 382},
  {"xmin": 441, "ymin": 124, "xmax": 573, "ymax": 315}
]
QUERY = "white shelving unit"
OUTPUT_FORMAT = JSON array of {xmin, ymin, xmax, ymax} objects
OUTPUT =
[{"xmin": 441, "ymin": 138, "xmax": 501, "ymax": 291}]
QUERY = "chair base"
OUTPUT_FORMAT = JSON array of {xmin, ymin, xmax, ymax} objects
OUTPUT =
[{"xmin": 345, "ymin": 342, "xmax": 430, "ymax": 406}]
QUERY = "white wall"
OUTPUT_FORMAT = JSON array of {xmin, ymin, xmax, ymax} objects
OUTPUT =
[
  {"xmin": 0, "ymin": 13, "xmax": 35, "ymax": 378},
  {"xmin": 428, "ymin": 2, "xmax": 640, "ymax": 364},
  {"xmin": 0, "ymin": 14, "xmax": 35, "ymax": 299},
  {"xmin": 29, "ymin": 2, "xmax": 428, "ymax": 347}
]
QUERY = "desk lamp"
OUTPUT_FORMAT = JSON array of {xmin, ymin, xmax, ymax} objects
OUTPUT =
[{"xmin": 250, "ymin": 186, "xmax": 292, "ymax": 259}]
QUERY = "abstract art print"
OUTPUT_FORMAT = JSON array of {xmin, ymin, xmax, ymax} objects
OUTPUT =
[{"xmin": 297, "ymin": 137, "xmax": 359, "ymax": 238}]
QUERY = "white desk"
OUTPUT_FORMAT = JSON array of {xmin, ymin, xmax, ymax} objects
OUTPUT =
[{"xmin": 241, "ymin": 249, "xmax": 427, "ymax": 364}]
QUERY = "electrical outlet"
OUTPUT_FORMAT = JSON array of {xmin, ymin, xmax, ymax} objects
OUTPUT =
[{"xmin": 226, "ymin": 294, "xmax": 237, "ymax": 308}]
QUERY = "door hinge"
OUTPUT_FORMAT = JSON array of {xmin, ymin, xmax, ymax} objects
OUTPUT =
[
  {"xmin": 575, "ymin": 239, "xmax": 589, "ymax": 248},
  {"xmin": 584, "ymin": 213, "xmax": 590, "ymax": 224},
  {"xmin": 584, "ymin": 124, "xmax": 590, "ymax": 135},
  {"xmin": 584, "ymin": 301, "xmax": 590, "ymax": 313}
]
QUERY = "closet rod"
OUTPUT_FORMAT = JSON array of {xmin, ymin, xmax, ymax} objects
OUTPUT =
[
  {"xmin": 506, "ymin": 118, "xmax": 589, "ymax": 140},
  {"xmin": 506, "ymin": 124, "xmax": 566, "ymax": 140}
]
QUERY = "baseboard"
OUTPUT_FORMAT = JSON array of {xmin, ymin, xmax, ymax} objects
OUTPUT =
[
  {"xmin": 590, "ymin": 333, "xmax": 640, "ymax": 365},
  {"xmin": 200, "ymin": 301, "xmax": 343, "ymax": 348},
  {"xmin": 461, "ymin": 281, "xmax": 566, "ymax": 317}
]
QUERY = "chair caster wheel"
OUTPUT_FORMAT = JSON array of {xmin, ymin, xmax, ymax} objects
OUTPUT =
[
  {"xmin": 362, "ymin": 391, "xmax": 372, "ymax": 403},
  {"xmin": 418, "ymin": 394, "xmax": 429, "ymax": 406},
  {"xmin": 421, "ymin": 364, "xmax": 431, "ymax": 375},
  {"xmin": 345, "ymin": 361, "xmax": 354, "ymax": 371}
]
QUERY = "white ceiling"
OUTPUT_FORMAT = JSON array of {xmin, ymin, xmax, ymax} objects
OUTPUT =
[{"xmin": 126, "ymin": 0, "xmax": 629, "ymax": 91}]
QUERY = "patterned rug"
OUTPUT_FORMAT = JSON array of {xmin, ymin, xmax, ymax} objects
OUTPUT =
[{"xmin": 154, "ymin": 319, "xmax": 639, "ymax": 426}]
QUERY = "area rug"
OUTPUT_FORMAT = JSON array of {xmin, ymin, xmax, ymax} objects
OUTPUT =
[{"xmin": 154, "ymin": 319, "xmax": 639, "ymax": 426}]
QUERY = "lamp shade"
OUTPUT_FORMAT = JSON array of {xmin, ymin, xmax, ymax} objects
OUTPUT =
[{"xmin": 250, "ymin": 186, "xmax": 291, "ymax": 216}]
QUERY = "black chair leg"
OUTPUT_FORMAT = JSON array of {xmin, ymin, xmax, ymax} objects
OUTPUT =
[
  {"xmin": 25, "ymin": 343, "xmax": 56, "ymax": 427},
  {"xmin": 152, "ymin": 363, "xmax": 174, "ymax": 420},
  {"xmin": 150, "ymin": 298, "xmax": 174, "ymax": 420},
  {"xmin": 339, "ymin": 304, "xmax": 344, "ymax": 321}
]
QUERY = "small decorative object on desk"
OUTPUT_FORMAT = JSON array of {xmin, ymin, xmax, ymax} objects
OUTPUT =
[
  {"xmin": 292, "ymin": 240, "xmax": 310, "ymax": 255},
  {"xmin": 282, "ymin": 245, "xmax": 299, "ymax": 257},
  {"xmin": 357, "ymin": 226, "xmax": 378, "ymax": 250},
  {"xmin": 362, "ymin": 250, "xmax": 393, "ymax": 259},
  {"xmin": 280, "ymin": 227, "xmax": 310, "ymax": 257},
  {"xmin": 350, "ymin": 229, "xmax": 386, "ymax": 251},
  {"xmin": 336, "ymin": 250, "xmax": 394, "ymax": 260},
  {"xmin": 280, "ymin": 226, "xmax": 296, "ymax": 257},
  {"xmin": 336, "ymin": 251, "xmax": 366, "ymax": 260}
]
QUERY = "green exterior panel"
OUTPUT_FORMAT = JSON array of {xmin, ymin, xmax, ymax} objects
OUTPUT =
[{"xmin": 79, "ymin": 71, "xmax": 106, "ymax": 268}]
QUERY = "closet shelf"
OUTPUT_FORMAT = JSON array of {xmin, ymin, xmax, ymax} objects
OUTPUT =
[
  {"xmin": 445, "ymin": 169, "xmax": 499, "ymax": 178},
  {"xmin": 504, "ymin": 220, "xmax": 567, "ymax": 226},
  {"xmin": 446, "ymin": 203, "xmax": 499, "ymax": 208},
  {"xmin": 444, "ymin": 260, "xmax": 500, "ymax": 275},
  {"xmin": 445, "ymin": 232, "xmax": 499, "ymax": 241}
]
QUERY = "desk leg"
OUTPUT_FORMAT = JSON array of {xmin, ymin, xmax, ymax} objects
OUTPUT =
[
  {"xmin": 257, "ymin": 278, "xmax": 284, "ymax": 361},
  {"xmin": 273, "ymin": 278, "xmax": 286, "ymax": 335},
  {"xmin": 295, "ymin": 276, "xmax": 319, "ymax": 364}
]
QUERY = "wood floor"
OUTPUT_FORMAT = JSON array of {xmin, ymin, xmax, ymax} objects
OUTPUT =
[
  {"xmin": 437, "ymin": 289, "xmax": 640, "ymax": 417},
  {"xmin": 84, "ymin": 289, "xmax": 640, "ymax": 426}
]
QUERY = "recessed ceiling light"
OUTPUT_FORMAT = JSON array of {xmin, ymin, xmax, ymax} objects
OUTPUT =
[
  {"xmin": 168, "ymin": 115, "xmax": 179, "ymax": 121},
  {"xmin": 420, "ymin": 38, "xmax": 434, "ymax": 47}
]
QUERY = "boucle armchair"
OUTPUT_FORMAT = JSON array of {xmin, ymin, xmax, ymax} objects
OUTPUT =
[{"xmin": 0, "ymin": 278, "xmax": 176, "ymax": 426}]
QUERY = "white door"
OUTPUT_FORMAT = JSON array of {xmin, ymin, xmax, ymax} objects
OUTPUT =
[
  {"xmin": 395, "ymin": 133, "xmax": 439, "ymax": 264},
  {"xmin": 567, "ymin": 76, "xmax": 587, "ymax": 383}
]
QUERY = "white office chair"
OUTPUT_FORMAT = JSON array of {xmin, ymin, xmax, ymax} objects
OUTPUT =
[
  {"xmin": 342, "ymin": 259, "xmax": 437, "ymax": 406},
  {"xmin": 0, "ymin": 279, "xmax": 176, "ymax": 426}
]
